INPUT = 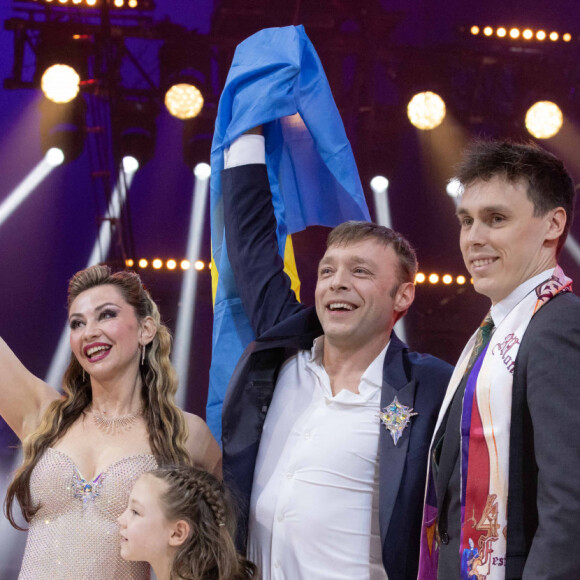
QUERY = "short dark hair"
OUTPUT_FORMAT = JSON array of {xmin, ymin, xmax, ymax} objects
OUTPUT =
[
  {"xmin": 456, "ymin": 140, "xmax": 576, "ymax": 254},
  {"xmin": 327, "ymin": 221, "xmax": 418, "ymax": 288}
]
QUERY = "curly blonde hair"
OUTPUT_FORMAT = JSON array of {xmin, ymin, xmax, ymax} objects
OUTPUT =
[{"xmin": 5, "ymin": 265, "xmax": 190, "ymax": 529}]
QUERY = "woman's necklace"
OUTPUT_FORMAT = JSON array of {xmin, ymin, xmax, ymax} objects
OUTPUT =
[{"xmin": 91, "ymin": 406, "xmax": 143, "ymax": 435}]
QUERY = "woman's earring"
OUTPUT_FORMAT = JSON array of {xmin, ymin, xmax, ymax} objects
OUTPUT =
[
  {"xmin": 82, "ymin": 369, "xmax": 86, "ymax": 382},
  {"xmin": 141, "ymin": 344, "xmax": 145, "ymax": 366}
]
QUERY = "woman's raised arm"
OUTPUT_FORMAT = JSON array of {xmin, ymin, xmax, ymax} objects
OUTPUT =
[{"xmin": 0, "ymin": 337, "xmax": 60, "ymax": 440}]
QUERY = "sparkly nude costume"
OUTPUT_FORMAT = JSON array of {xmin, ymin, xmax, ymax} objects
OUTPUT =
[{"xmin": 19, "ymin": 447, "xmax": 157, "ymax": 579}]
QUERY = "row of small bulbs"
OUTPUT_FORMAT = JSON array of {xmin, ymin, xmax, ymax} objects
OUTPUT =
[
  {"xmin": 125, "ymin": 259, "xmax": 210, "ymax": 271},
  {"xmin": 470, "ymin": 25, "xmax": 572, "ymax": 43},
  {"xmin": 124, "ymin": 260, "xmax": 471, "ymax": 285},
  {"xmin": 415, "ymin": 273, "xmax": 471, "ymax": 285},
  {"xmin": 35, "ymin": 0, "xmax": 141, "ymax": 7}
]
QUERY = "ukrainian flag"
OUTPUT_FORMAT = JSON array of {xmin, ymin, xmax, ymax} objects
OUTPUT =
[{"xmin": 207, "ymin": 25, "xmax": 370, "ymax": 443}]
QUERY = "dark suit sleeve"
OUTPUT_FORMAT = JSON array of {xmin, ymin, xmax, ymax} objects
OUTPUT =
[
  {"xmin": 222, "ymin": 164, "xmax": 305, "ymax": 338},
  {"xmin": 520, "ymin": 295, "xmax": 580, "ymax": 579}
]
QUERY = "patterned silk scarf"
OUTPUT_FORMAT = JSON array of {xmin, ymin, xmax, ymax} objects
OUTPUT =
[{"xmin": 418, "ymin": 266, "xmax": 572, "ymax": 580}]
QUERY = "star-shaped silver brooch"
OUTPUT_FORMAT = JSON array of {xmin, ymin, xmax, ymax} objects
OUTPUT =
[{"xmin": 379, "ymin": 396, "xmax": 418, "ymax": 446}]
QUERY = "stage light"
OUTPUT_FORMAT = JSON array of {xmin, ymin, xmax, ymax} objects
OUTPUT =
[
  {"xmin": 125, "ymin": 259, "xmax": 134, "ymax": 267},
  {"xmin": 523, "ymin": 29, "xmax": 533, "ymax": 40},
  {"xmin": 114, "ymin": 0, "xmax": 124, "ymax": 6},
  {"xmin": 181, "ymin": 259, "xmax": 191, "ymax": 270},
  {"xmin": 152, "ymin": 259, "xmax": 163, "ymax": 269},
  {"xmin": 457, "ymin": 275, "xmax": 466, "ymax": 285},
  {"xmin": 165, "ymin": 83, "xmax": 204, "ymax": 120},
  {"xmin": 563, "ymin": 33, "xmax": 572, "ymax": 42},
  {"xmin": 550, "ymin": 32, "xmax": 559, "ymax": 41},
  {"xmin": 45, "ymin": 147, "xmax": 65, "ymax": 167},
  {"xmin": 484, "ymin": 27, "xmax": 493, "ymax": 36},
  {"xmin": 415, "ymin": 273, "xmax": 426, "ymax": 283},
  {"xmin": 370, "ymin": 175, "xmax": 389, "ymax": 192},
  {"xmin": 536, "ymin": 30, "xmax": 546, "ymax": 40},
  {"xmin": 442, "ymin": 275, "xmax": 453, "ymax": 284},
  {"xmin": 129, "ymin": 0, "xmax": 138, "ymax": 7},
  {"xmin": 87, "ymin": 0, "xmax": 97, "ymax": 5},
  {"xmin": 510, "ymin": 28, "xmax": 520, "ymax": 39},
  {"xmin": 194, "ymin": 260, "xmax": 205, "ymax": 270},
  {"xmin": 115, "ymin": 100, "xmax": 158, "ymax": 169},
  {"xmin": 407, "ymin": 91, "xmax": 446, "ymax": 130},
  {"xmin": 446, "ymin": 178, "xmax": 462, "ymax": 198},
  {"xmin": 122, "ymin": 155, "xmax": 140, "ymax": 174},
  {"xmin": 139, "ymin": 258, "xmax": 148, "ymax": 268},
  {"xmin": 167, "ymin": 259, "xmax": 177, "ymax": 270},
  {"xmin": 40, "ymin": 99, "xmax": 86, "ymax": 163},
  {"xmin": 428, "ymin": 274, "xmax": 439, "ymax": 284},
  {"xmin": 525, "ymin": 101, "xmax": 563, "ymax": 139},
  {"xmin": 194, "ymin": 162, "xmax": 211, "ymax": 180},
  {"xmin": 41, "ymin": 65, "xmax": 80, "ymax": 104},
  {"xmin": 497, "ymin": 27, "xmax": 507, "ymax": 38},
  {"xmin": 471, "ymin": 26, "xmax": 480, "ymax": 35}
]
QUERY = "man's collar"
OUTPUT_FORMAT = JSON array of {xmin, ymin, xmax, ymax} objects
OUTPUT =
[{"xmin": 491, "ymin": 268, "xmax": 555, "ymax": 327}]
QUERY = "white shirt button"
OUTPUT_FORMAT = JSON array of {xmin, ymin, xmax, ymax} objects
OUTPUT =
[
  {"xmin": 277, "ymin": 513, "xmax": 284, "ymax": 522},
  {"xmin": 286, "ymin": 471, "xmax": 294, "ymax": 479}
]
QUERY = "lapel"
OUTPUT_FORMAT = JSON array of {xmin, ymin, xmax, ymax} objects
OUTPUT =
[{"xmin": 379, "ymin": 332, "xmax": 418, "ymax": 547}]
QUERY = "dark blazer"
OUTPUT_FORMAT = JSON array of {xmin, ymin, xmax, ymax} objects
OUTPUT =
[
  {"xmin": 221, "ymin": 164, "xmax": 453, "ymax": 580},
  {"xmin": 434, "ymin": 291, "xmax": 580, "ymax": 580}
]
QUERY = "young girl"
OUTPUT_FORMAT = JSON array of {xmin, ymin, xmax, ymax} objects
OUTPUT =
[{"xmin": 118, "ymin": 466, "xmax": 257, "ymax": 580}]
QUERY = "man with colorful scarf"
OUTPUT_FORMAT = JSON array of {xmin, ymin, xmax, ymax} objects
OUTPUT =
[{"xmin": 418, "ymin": 140, "xmax": 580, "ymax": 580}]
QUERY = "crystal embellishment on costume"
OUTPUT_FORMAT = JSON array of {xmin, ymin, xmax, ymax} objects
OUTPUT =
[
  {"xmin": 72, "ymin": 469, "xmax": 104, "ymax": 507},
  {"xmin": 379, "ymin": 396, "xmax": 418, "ymax": 445}
]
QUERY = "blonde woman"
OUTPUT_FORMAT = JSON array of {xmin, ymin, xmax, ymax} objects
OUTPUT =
[{"xmin": 1, "ymin": 265, "xmax": 221, "ymax": 579}]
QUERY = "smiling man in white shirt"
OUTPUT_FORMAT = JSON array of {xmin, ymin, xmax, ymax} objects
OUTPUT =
[{"xmin": 220, "ymin": 128, "xmax": 453, "ymax": 580}]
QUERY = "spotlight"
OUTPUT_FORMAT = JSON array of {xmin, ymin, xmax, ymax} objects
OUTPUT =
[
  {"xmin": 194, "ymin": 260, "xmax": 205, "ymax": 270},
  {"xmin": 484, "ymin": 26, "xmax": 493, "ymax": 36},
  {"xmin": 34, "ymin": 30, "xmax": 91, "ymax": 104},
  {"xmin": 456, "ymin": 275, "xmax": 466, "ymax": 285},
  {"xmin": 407, "ymin": 91, "xmax": 446, "ymax": 130},
  {"xmin": 497, "ymin": 27, "xmax": 507, "ymax": 38},
  {"xmin": 40, "ymin": 99, "xmax": 86, "ymax": 163},
  {"xmin": 446, "ymin": 178, "xmax": 462, "ymax": 198},
  {"xmin": 509, "ymin": 28, "xmax": 520, "ymax": 39},
  {"xmin": 442, "ymin": 275, "xmax": 453, "ymax": 284},
  {"xmin": 428, "ymin": 274, "xmax": 439, "ymax": 284},
  {"xmin": 563, "ymin": 33, "xmax": 572, "ymax": 42},
  {"xmin": 550, "ymin": 32, "xmax": 559, "ymax": 41},
  {"xmin": 536, "ymin": 30, "xmax": 546, "ymax": 40},
  {"xmin": 138, "ymin": 258, "xmax": 148, "ymax": 268},
  {"xmin": 181, "ymin": 259, "xmax": 191, "ymax": 270},
  {"xmin": 122, "ymin": 155, "xmax": 140, "ymax": 174},
  {"xmin": 41, "ymin": 65, "xmax": 80, "ymax": 104},
  {"xmin": 183, "ymin": 124, "xmax": 212, "ymax": 170},
  {"xmin": 125, "ymin": 259, "xmax": 134, "ymax": 267},
  {"xmin": 194, "ymin": 162, "xmax": 211, "ymax": 180},
  {"xmin": 167, "ymin": 259, "xmax": 177, "ymax": 270},
  {"xmin": 114, "ymin": 99, "xmax": 158, "ymax": 169},
  {"xmin": 470, "ymin": 26, "xmax": 480, "ymax": 35},
  {"xmin": 160, "ymin": 37, "xmax": 209, "ymax": 120},
  {"xmin": 370, "ymin": 175, "xmax": 389, "ymax": 192},
  {"xmin": 165, "ymin": 84, "xmax": 204, "ymax": 120},
  {"xmin": 523, "ymin": 29, "xmax": 533, "ymax": 40},
  {"xmin": 415, "ymin": 273, "xmax": 426, "ymax": 283},
  {"xmin": 525, "ymin": 101, "xmax": 563, "ymax": 139},
  {"xmin": 45, "ymin": 147, "xmax": 65, "ymax": 167},
  {"xmin": 153, "ymin": 259, "xmax": 163, "ymax": 269}
]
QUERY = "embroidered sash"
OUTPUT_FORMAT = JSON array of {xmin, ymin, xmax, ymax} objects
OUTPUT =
[{"xmin": 418, "ymin": 266, "xmax": 572, "ymax": 580}]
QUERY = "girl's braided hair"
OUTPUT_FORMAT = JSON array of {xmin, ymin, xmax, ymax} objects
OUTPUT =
[{"xmin": 149, "ymin": 466, "xmax": 257, "ymax": 580}]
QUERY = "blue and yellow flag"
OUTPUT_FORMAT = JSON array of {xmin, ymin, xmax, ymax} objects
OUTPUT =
[{"xmin": 207, "ymin": 25, "xmax": 370, "ymax": 443}]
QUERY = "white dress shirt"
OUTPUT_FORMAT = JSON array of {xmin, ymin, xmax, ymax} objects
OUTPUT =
[{"xmin": 248, "ymin": 337, "xmax": 389, "ymax": 580}]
